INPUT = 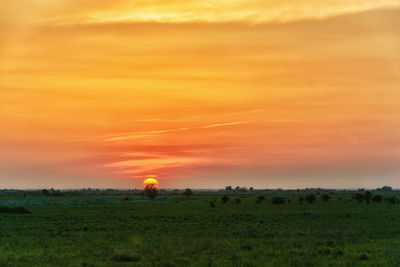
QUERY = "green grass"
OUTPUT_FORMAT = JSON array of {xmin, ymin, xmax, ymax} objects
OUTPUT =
[{"xmin": 1, "ymin": 193, "xmax": 400, "ymax": 266}]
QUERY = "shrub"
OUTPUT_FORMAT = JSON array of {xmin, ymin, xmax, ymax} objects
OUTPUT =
[
  {"xmin": 305, "ymin": 194, "xmax": 316, "ymax": 204},
  {"xmin": 0, "ymin": 207, "xmax": 31, "ymax": 214},
  {"xmin": 209, "ymin": 201, "xmax": 215, "ymax": 208},
  {"xmin": 298, "ymin": 196, "xmax": 305, "ymax": 203},
  {"xmin": 322, "ymin": 194, "xmax": 331, "ymax": 202},
  {"xmin": 41, "ymin": 189, "xmax": 49, "ymax": 196},
  {"xmin": 51, "ymin": 190, "xmax": 64, "ymax": 197},
  {"xmin": 184, "ymin": 188, "xmax": 193, "ymax": 197},
  {"xmin": 372, "ymin": 194, "xmax": 383, "ymax": 203},
  {"xmin": 234, "ymin": 198, "xmax": 241, "ymax": 204},
  {"xmin": 354, "ymin": 193, "xmax": 364, "ymax": 203},
  {"xmin": 112, "ymin": 249, "xmax": 140, "ymax": 262},
  {"xmin": 364, "ymin": 191, "xmax": 372, "ymax": 204},
  {"xmin": 221, "ymin": 195, "xmax": 229, "ymax": 204},
  {"xmin": 385, "ymin": 196, "xmax": 398, "ymax": 204},
  {"xmin": 240, "ymin": 244, "xmax": 252, "ymax": 250},
  {"xmin": 257, "ymin": 196, "xmax": 266, "ymax": 201},
  {"xmin": 271, "ymin": 196, "xmax": 285, "ymax": 205}
]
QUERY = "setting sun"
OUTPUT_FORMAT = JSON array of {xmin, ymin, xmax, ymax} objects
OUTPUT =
[{"xmin": 143, "ymin": 178, "xmax": 159, "ymax": 189}]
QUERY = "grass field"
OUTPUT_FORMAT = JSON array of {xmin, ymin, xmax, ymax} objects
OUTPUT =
[{"xmin": 1, "ymin": 192, "xmax": 400, "ymax": 266}]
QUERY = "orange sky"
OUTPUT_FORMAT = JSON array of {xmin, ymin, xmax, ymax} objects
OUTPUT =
[{"xmin": 1, "ymin": 1, "xmax": 400, "ymax": 189}]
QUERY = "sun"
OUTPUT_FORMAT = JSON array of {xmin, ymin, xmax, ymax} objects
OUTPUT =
[{"xmin": 143, "ymin": 178, "xmax": 159, "ymax": 189}]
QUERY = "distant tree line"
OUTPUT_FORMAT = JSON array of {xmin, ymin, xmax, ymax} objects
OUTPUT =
[{"xmin": 206, "ymin": 190, "xmax": 398, "ymax": 208}]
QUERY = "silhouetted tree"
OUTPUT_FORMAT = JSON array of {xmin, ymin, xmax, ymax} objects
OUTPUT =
[
  {"xmin": 322, "ymin": 194, "xmax": 331, "ymax": 202},
  {"xmin": 354, "ymin": 193, "xmax": 364, "ymax": 203},
  {"xmin": 364, "ymin": 191, "xmax": 372, "ymax": 204},
  {"xmin": 240, "ymin": 187, "xmax": 248, "ymax": 192},
  {"xmin": 144, "ymin": 185, "xmax": 158, "ymax": 200},
  {"xmin": 41, "ymin": 189, "xmax": 49, "ymax": 196},
  {"xmin": 184, "ymin": 188, "xmax": 193, "ymax": 197},
  {"xmin": 377, "ymin": 186, "xmax": 392, "ymax": 192},
  {"xmin": 221, "ymin": 195, "xmax": 229, "ymax": 204},
  {"xmin": 372, "ymin": 195, "xmax": 383, "ymax": 203},
  {"xmin": 305, "ymin": 194, "xmax": 316, "ymax": 204}
]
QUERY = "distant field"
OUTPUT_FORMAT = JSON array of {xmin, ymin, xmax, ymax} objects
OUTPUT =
[{"xmin": 1, "ymin": 192, "xmax": 399, "ymax": 266}]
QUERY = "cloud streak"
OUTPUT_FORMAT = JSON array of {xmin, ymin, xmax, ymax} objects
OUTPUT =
[
  {"xmin": 104, "ymin": 128, "xmax": 191, "ymax": 142},
  {"xmin": 202, "ymin": 120, "xmax": 255, "ymax": 129},
  {"xmin": 103, "ymin": 119, "xmax": 263, "ymax": 142},
  {"xmin": 3, "ymin": 0, "xmax": 400, "ymax": 26},
  {"xmin": 103, "ymin": 117, "xmax": 308, "ymax": 142}
]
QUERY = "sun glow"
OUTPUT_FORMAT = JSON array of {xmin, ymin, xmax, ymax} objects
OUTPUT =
[{"xmin": 143, "ymin": 178, "xmax": 159, "ymax": 190}]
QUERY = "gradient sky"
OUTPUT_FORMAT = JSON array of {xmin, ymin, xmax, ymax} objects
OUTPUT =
[{"xmin": 1, "ymin": 1, "xmax": 400, "ymax": 189}]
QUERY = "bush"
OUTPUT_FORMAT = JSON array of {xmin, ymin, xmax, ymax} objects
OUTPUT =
[
  {"xmin": 298, "ymin": 196, "xmax": 305, "ymax": 203},
  {"xmin": 322, "ymin": 194, "xmax": 331, "ymax": 202},
  {"xmin": 385, "ymin": 196, "xmax": 398, "ymax": 204},
  {"xmin": 271, "ymin": 196, "xmax": 285, "ymax": 205},
  {"xmin": 234, "ymin": 198, "xmax": 241, "ymax": 204},
  {"xmin": 112, "ymin": 249, "xmax": 140, "ymax": 262},
  {"xmin": 209, "ymin": 201, "xmax": 215, "ymax": 208},
  {"xmin": 305, "ymin": 194, "xmax": 316, "ymax": 204},
  {"xmin": 0, "ymin": 207, "xmax": 31, "ymax": 214},
  {"xmin": 354, "ymin": 193, "xmax": 364, "ymax": 203},
  {"xmin": 257, "ymin": 196, "xmax": 266, "ymax": 201},
  {"xmin": 184, "ymin": 188, "xmax": 193, "ymax": 197},
  {"xmin": 372, "ymin": 195, "xmax": 383, "ymax": 203},
  {"xmin": 221, "ymin": 195, "xmax": 229, "ymax": 204}
]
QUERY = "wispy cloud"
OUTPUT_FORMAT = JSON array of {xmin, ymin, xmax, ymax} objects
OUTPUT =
[
  {"xmin": 6, "ymin": 0, "xmax": 400, "ymax": 26},
  {"xmin": 104, "ymin": 128, "xmax": 190, "ymax": 141},
  {"xmin": 127, "ymin": 109, "xmax": 265, "ymax": 123},
  {"xmin": 202, "ymin": 120, "xmax": 255, "ymax": 129},
  {"xmin": 104, "ymin": 116, "xmax": 306, "ymax": 142},
  {"xmin": 104, "ymin": 153, "xmax": 208, "ymax": 175},
  {"xmin": 104, "ymin": 120, "xmax": 258, "ymax": 142}
]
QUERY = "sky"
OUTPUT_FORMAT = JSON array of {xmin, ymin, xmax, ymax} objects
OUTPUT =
[{"xmin": 1, "ymin": 1, "xmax": 400, "ymax": 189}]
